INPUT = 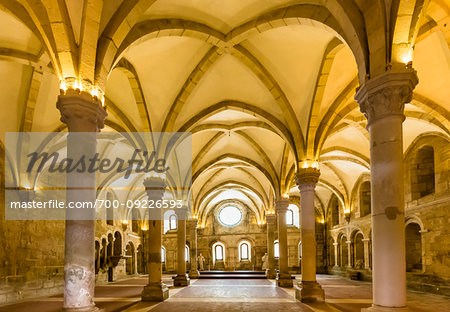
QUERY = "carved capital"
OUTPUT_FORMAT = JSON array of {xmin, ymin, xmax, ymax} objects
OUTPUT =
[
  {"xmin": 295, "ymin": 167, "xmax": 320, "ymax": 192},
  {"xmin": 275, "ymin": 199, "xmax": 290, "ymax": 213},
  {"xmin": 57, "ymin": 89, "xmax": 107, "ymax": 132},
  {"xmin": 355, "ymin": 67, "xmax": 418, "ymax": 126}
]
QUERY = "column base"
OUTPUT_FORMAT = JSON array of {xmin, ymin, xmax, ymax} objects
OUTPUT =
[
  {"xmin": 141, "ymin": 282, "xmax": 169, "ymax": 301},
  {"xmin": 174, "ymin": 274, "xmax": 190, "ymax": 286},
  {"xmin": 266, "ymin": 268, "xmax": 277, "ymax": 279},
  {"xmin": 362, "ymin": 305, "xmax": 410, "ymax": 312},
  {"xmin": 188, "ymin": 269, "xmax": 200, "ymax": 279},
  {"xmin": 62, "ymin": 306, "xmax": 102, "ymax": 312},
  {"xmin": 294, "ymin": 281, "xmax": 325, "ymax": 303},
  {"xmin": 276, "ymin": 273, "xmax": 293, "ymax": 287}
]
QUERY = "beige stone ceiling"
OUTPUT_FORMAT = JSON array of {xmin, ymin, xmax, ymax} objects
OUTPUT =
[{"xmin": 0, "ymin": 0, "xmax": 449, "ymax": 225}]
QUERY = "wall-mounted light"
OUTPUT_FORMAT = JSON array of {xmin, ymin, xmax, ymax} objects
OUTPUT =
[
  {"xmin": 320, "ymin": 219, "xmax": 325, "ymax": 224},
  {"xmin": 141, "ymin": 226, "xmax": 148, "ymax": 231},
  {"xmin": 122, "ymin": 220, "xmax": 129, "ymax": 225}
]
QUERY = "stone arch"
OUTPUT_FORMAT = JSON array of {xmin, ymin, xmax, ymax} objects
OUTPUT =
[
  {"xmin": 405, "ymin": 222, "xmax": 423, "ymax": 272},
  {"xmin": 351, "ymin": 230, "xmax": 365, "ymax": 269}
]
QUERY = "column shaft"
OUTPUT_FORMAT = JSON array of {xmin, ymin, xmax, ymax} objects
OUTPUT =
[
  {"xmin": 295, "ymin": 167, "xmax": 325, "ymax": 303},
  {"xmin": 174, "ymin": 210, "xmax": 190, "ymax": 286},
  {"xmin": 363, "ymin": 239, "xmax": 371, "ymax": 270},
  {"xmin": 276, "ymin": 199, "xmax": 292, "ymax": 287},
  {"xmin": 141, "ymin": 178, "xmax": 169, "ymax": 301},
  {"xmin": 333, "ymin": 243, "xmax": 339, "ymax": 267},
  {"xmin": 266, "ymin": 215, "xmax": 277, "ymax": 279},
  {"xmin": 58, "ymin": 89, "xmax": 106, "ymax": 312},
  {"xmin": 188, "ymin": 220, "xmax": 199, "ymax": 278}
]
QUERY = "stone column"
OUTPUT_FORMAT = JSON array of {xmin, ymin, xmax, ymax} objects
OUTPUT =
[
  {"xmin": 346, "ymin": 241, "xmax": 353, "ymax": 268},
  {"xmin": 174, "ymin": 208, "xmax": 190, "ymax": 286},
  {"xmin": 276, "ymin": 199, "xmax": 293, "ymax": 287},
  {"xmin": 266, "ymin": 214, "xmax": 277, "ymax": 279},
  {"xmin": 363, "ymin": 238, "xmax": 371, "ymax": 270},
  {"xmin": 187, "ymin": 220, "xmax": 199, "ymax": 278},
  {"xmin": 355, "ymin": 66, "xmax": 418, "ymax": 311},
  {"xmin": 141, "ymin": 177, "xmax": 169, "ymax": 301},
  {"xmin": 57, "ymin": 88, "xmax": 107, "ymax": 312},
  {"xmin": 294, "ymin": 167, "xmax": 325, "ymax": 302},
  {"xmin": 333, "ymin": 242, "xmax": 339, "ymax": 267}
]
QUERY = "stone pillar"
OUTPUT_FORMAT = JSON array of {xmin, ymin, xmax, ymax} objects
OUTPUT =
[
  {"xmin": 57, "ymin": 88, "xmax": 107, "ymax": 312},
  {"xmin": 363, "ymin": 238, "xmax": 371, "ymax": 270},
  {"xmin": 294, "ymin": 167, "xmax": 325, "ymax": 302},
  {"xmin": 333, "ymin": 242, "xmax": 339, "ymax": 267},
  {"xmin": 141, "ymin": 177, "xmax": 169, "ymax": 301},
  {"xmin": 355, "ymin": 66, "xmax": 418, "ymax": 311},
  {"xmin": 266, "ymin": 214, "xmax": 277, "ymax": 279},
  {"xmin": 187, "ymin": 220, "xmax": 199, "ymax": 278},
  {"xmin": 174, "ymin": 208, "xmax": 190, "ymax": 286},
  {"xmin": 347, "ymin": 241, "xmax": 353, "ymax": 268},
  {"xmin": 276, "ymin": 199, "xmax": 293, "ymax": 287}
]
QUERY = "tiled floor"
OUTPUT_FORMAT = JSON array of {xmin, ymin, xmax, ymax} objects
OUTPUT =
[{"xmin": 0, "ymin": 275, "xmax": 449, "ymax": 312}]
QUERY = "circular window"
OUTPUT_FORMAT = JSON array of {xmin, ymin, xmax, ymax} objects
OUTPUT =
[{"xmin": 218, "ymin": 206, "xmax": 242, "ymax": 226}]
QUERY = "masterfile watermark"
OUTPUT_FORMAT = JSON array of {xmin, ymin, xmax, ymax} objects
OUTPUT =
[{"xmin": 5, "ymin": 132, "xmax": 192, "ymax": 220}]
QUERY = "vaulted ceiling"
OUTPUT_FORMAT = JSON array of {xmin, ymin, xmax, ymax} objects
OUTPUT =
[{"xmin": 0, "ymin": 0, "xmax": 449, "ymax": 224}]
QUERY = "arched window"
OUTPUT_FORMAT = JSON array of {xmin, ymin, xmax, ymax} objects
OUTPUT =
[
  {"xmin": 330, "ymin": 195, "xmax": 340, "ymax": 226},
  {"xmin": 274, "ymin": 240, "xmax": 279, "ymax": 259},
  {"xmin": 163, "ymin": 211, "xmax": 177, "ymax": 233},
  {"xmin": 406, "ymin": 223, "xmax": 422, "ymax": 271},
  {"xmin": 185, "ymin": 245, "xmax": 189, "ymax": 262},
  {"xmin": 359, "ymin": 181, "xmax": 371, "ymax": 217},
  {"xmin": 169, "ymin": 214, "xmax": 177, "ymax": 230},
  {"xmin": 212, "ymin": 242, "xmax": 225, "ymax": 263},
  {"xmin": 161, "ymin": 246, "xmax": 166, "ymax": 263},
  {"xmin": 411, "ymin": 146, "xmax": 435, "ymax": 200},
  {"xmin": 286, "ymin": 209, "xmax": 294, "ymax": 225},
  {"xmin": 239, "ymin": 241, "xmax": 251, "ymax": 261},
  {"xmin": 218, "ymin": 205, "xmax": 242, "ymax": 226}
]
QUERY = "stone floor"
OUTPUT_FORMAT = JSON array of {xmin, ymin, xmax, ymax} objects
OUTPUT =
[{"xmin": 0, "ymin": 275, "xmax": 448, "ymax": 312}]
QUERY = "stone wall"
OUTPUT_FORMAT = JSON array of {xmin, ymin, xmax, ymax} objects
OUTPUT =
[{"xmin": 327, "ymin": 134, "xmax": 450, "ymax": 295}]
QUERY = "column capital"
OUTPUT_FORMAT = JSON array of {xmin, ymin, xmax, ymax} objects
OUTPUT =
[
  {"xmin": 295, "ymin": 167, "xmax": 320, "ymax": 191},
  {"xmin": 275, "ymin": 199, "xmax": 290, "ymax": 213},
  {"xmin": 355, "ymin": 67, "xmax": 418, "ymax": 127},
  {"xmin": 57, "ymin": 89, "xmax": 107, "ymax": 132},
  {"xmin": 143, "ymin": 177, "xmax": 166, "ymax": 200}
]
